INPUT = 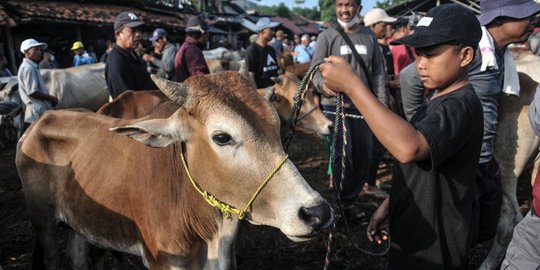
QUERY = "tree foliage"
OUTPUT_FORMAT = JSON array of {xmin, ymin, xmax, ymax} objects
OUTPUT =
[
  {"xmin": 319, "ymin": 0, "xmax": 336, "ymax": 22},
  {"xmin": 257, "ymin": 3, "xmax": 321, "ymax": 20},
  {"xmin": 375, "ymin": 0, "xmax": 407, "ymax": 9},
  {"xmin": 292, "ymin": 6, "xmax": 321, "ymax": 21}
]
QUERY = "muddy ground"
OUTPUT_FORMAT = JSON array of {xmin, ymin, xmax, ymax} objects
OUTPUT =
[{"xmin": 0, "ymin": 131, "xmax": 533, "ymax": 269}]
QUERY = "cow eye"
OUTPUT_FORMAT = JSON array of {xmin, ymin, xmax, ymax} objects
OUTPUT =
[{"xmin": 212, "ymin": 133, "xmax": 232, "ymax": 145}]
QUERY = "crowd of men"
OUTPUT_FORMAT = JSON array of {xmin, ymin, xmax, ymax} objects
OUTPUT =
[{"xmin": 9, "ymin": 0, "xmax": 540, "ymax": 268}]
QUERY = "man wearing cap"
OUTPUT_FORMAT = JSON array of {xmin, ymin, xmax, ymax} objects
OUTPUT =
[
  {"xmin": 364, "ymin": 8, "xmax": 396, "ymax": 41},
  {"xmin": 174, "ymin": 14, "xmax": 210, "ymax": 82},
  {"xmin": 71, "ymin": 41, "xmax": 96, "ymax": 67},
  {"xmin": 400, "ymin": 0, "xmax": 540, "ymax": 245},
  {"xmin": 105, "ymin": 11, "xmax": 157, "ymax": 99},
  {"xmin": 17, "ymin": 38, "xmax": 58, "ymax": 126},
  {"xmin": 246, "ymin": 17, "xmax": 281, "ymax": 88},
  {"xmin": 311, "ymin": 0, "xmax": 388, "ymax": 219},
  {"xmin": 143, "ymin": 28, "xmax": 177, "ymax": 80}
]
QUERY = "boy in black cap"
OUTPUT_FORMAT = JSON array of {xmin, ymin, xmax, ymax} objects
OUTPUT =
[
  {"xmin": 105, "ymin": 11, "xmax": 157, "ymax": 99},
  {"xmin": 319, "ymin": 4, "xmax": 483, "ymax": 269}
]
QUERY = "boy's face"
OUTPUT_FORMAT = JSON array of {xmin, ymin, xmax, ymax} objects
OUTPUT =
[{"xmin": 415, "ymin": 44, "xmax": 470, "ymax": 91}]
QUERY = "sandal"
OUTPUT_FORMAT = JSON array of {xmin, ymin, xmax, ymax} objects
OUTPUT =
[{"xmin": 361, "ymin": 184, "xmax": 388, "ymax": 198}]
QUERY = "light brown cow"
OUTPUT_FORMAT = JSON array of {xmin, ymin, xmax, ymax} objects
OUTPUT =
[
  {"xmin": 271, "ymin": 71, "xmax": 332, "ymax": 136},
  {"xmin": 480, "ymin": 50, "xmax": 540, "ymax": 269},
  {"xmin": 16, "ymin": 72, "xmax": 333, "ymax": 269},
  {"xmin": 205, "ymin": 59, "xmax": 331, "ymax": 136}
]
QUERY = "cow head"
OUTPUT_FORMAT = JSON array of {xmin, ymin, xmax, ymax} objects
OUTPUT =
[
  {"xmin": 111, "ymin": 72, "xmax": 333, "ymax": 241},
  {"xmin": 271, "ymin": 72, "xmax": 332, "ymax": 136}
]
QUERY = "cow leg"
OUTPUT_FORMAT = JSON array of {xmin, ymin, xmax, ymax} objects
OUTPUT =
[
  {"xmin": 66, "ymin": 230, "xmax": 93, "ymax": 270},
  {"xmin": 31, "ymin": 220, "xmax": 60, "ymax": 270}
]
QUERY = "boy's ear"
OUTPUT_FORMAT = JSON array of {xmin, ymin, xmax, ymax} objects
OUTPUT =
[{"xmin": 459, "ymin": 46, "xmax": 475, "ymax": 67}]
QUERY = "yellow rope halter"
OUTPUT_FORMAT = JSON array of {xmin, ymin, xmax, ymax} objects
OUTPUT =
[{"xmin": 180, "ymin": 147, "xmax": 289, "ymax": 220}]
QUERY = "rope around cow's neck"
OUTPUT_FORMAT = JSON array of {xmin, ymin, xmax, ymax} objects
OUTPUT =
[{"xmin": 180, "ymin": 146, "xmax": 289, "ymax": 220}]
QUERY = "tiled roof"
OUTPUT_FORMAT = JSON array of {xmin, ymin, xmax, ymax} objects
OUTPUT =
[
  {"xmin": 271, "ymin": 16, "xmax": 319, "ymax": 35},
  {"xmin": 0, "ymin": 6, "xmax": 15, "ymax": 26},
  {"xmin": 3, "ymin": 0, "xmax": 190, "ymax": 29}
]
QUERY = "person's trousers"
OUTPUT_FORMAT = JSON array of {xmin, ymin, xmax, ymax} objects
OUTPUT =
[
  {"xmin": 501, "ymin": 209, "xmax": 540, "ymax": 270},
  {"xmin": 323, "ymin": 105, "xmax": 372, "ymax": 202},
  {"xmin": 474, "ymin": 158, "xmax": 503, "ymax": 243}
]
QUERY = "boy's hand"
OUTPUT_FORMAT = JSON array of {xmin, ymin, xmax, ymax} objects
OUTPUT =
[
  {"xmin": 366, "ymin": 197, "xmax": 390, "ymax": 244},
  {"xmin": 318, "ymin": 56, "xmax": 361, "ymax": 95}
]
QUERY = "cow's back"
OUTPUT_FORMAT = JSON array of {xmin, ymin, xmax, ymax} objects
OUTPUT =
[
  {"xmin": 41, "ymin": 63, "xmax": 109, "ymax": 111},
  {"xmin": 96, "ymin": 90, "xmax": 173, "ymax": 119}
]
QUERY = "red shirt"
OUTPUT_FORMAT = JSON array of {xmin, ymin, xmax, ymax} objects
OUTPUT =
[
  {"xmin": 174, "ymin": 36, "xmax": 209, "ymax": 82},
  {"xmin": 534, "ymin": 169, "xmax": 540, "ymax": 214},
  {"xmin": 388, "ymin": 37, "xmax": 415, "ymax": 77}
]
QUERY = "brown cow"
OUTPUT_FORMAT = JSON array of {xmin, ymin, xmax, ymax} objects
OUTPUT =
[
  {"xmin": 16, "ymin": 72, "xmax": 333, "ymax": 269},
  {"xmin": 271, "ymin": 71, "xmax": 332, "ymax": 136},
  {"xmin": 194, "ymin": 59, "xmax": 331, "ymax": 137}
]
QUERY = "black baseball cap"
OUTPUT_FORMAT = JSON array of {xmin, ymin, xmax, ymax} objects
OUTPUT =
[
  {"xmin": 390, "ymin": 4, "xmax": 481, "ymax": 49},
  {"xmin": 185, "ymin": 14, "xmax": 209, "ymax": 34},
  {"xmin": 114, "ymin": 11, "xmax": 145, "ymax": 31}
]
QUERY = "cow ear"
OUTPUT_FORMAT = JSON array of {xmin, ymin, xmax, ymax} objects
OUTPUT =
[{"xmin": 110, "ymin": 119, "xmax": 187, "ymax": 148}]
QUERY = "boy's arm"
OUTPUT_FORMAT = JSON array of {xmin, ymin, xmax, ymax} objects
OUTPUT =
[
  {"xmin": 319, "ymin": 55, "xmax": 429, "ymax": 163},
  {"xmin": 529, "ymin": 84, "xmax": 540, "ymax": 136}
]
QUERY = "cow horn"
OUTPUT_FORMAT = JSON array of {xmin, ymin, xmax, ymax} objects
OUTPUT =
[
  {"xmin": 264, "ymin": 86, "xmax": 276, "ymax": 102},
  {"xmin": 151, "ymin": 75, "xmax": 188, "ymax": 105},
  {"xmin": 238, "ymin": 59, "xmax": 249, "ymax": 80}
]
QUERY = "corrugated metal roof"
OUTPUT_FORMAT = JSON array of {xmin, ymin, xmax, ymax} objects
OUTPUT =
[{"xmin": 3, "ymin": 0, "xmax": 190, "ymax": 29}]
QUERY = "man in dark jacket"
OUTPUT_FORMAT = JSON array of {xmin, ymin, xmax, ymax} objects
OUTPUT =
[
  {"xmin": 174, "ymin": 14, "xmax": 210, "ymax": 82},
  {"xmin": 105, "ymin": 11, "xmax": 157, "ymax": 99}
]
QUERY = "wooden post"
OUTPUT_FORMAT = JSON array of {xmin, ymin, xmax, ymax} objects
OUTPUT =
[
  {"xmin": 5, "ymin": 26, "xmax": 16, "ymax": 74},
  {"xmin": 76, "ymin": 25, "xmax": 82, "ymax": 42}
]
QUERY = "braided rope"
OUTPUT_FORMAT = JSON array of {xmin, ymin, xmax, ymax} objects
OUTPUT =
[
  {"xmin": 180, "ymin": 146, "xmax": 289, "ymax": 220},
  {"xmin": 284, "ymin": 61, "xmax": 325, "ymax": 151}
]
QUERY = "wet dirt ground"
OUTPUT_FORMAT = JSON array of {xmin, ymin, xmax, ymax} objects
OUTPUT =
[{"xmin": 0, "ymin": 131, "xmax": 533, "ymax": 269}]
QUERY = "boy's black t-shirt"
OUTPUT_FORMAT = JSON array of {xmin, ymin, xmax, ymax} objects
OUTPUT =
[
  {"xmin": 246, "ymin": 43, "xmax": 279, "ymax": 88},
  {"xmin": 389, "ymin": 84, "xmax": 483, "ymax": 270}
]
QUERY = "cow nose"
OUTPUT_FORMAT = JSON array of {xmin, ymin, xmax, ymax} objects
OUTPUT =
[{"xmin": 299, "ymin": 202, "xmax": 333, "ymax": 230}]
